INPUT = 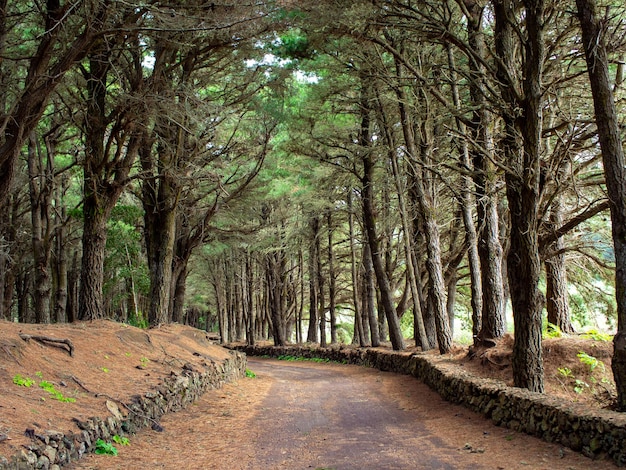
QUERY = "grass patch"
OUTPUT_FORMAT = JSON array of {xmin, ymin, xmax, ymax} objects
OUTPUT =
[{"xmin": 276, "ymin": 354, "xmax": 335, "ymax": 363}]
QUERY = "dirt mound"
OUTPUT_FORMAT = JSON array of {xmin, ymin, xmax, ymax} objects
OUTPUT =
[
  {"xmin": 0, "ymin": 320, "xmax": 229, "ymax": 461},
  {"xmin": 445, "ymin": 333, "xmax": 616, "ymax": 409}
]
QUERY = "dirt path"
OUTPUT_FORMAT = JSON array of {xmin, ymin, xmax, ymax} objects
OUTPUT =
[{"xmin": 72, "ymin": 358, "xmax": 615, "ymax": 469}]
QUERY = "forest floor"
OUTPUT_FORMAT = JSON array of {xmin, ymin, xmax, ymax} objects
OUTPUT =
[
  {"xmin": 0, "ymin": 320, "xmax": 618, "ymax": 469},
  {"xmin": 438, "ymin": 332, "xmax": 616, "ymax": 410}
]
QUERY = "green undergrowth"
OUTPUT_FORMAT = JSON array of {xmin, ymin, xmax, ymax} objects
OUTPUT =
[
  {"xmin": 12, "ymin": 372, "xmax": 76, "ymax": 402},
  {"xmin": 557, "ymin": 350, "xmax": 613, "ymax": 400},
  {"xmin": 274, "ymin": 354, "xmax": 346, "ymax": 364},
  {"xmin": 94, "ymin": 435, "xmax": 130, "ymax": 456}
]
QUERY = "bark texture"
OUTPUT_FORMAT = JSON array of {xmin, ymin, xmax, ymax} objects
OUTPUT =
[
  {"xmin": 576, "ymin": 0, "xmax": 626, "ymax": 410},
  {"xmin": 495, "ymin": 0, "xmax": 545, "ymax": 392}
]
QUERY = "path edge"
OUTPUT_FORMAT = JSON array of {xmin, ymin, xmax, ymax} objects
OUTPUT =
[
  {"xmin": 1, "ymin": 349, "xmax": 246, "ymax": 470},
  {"xmin": 231, "ymin": 344, "xmax": 626, "ymax": 467}
]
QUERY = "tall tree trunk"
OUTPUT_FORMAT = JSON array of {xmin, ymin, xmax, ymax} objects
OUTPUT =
[
  {"xmin": 66, "ymin": 251, "xmax": 78, "ymax": 323},
  {"xmin": 495, "ymin": 0, "xmax": 545, "ymax": 392},
  {"xmin": 348, "ymin": 190, "xmax": 367, "ymax": 346},
  {"xmin": 227, "ymin": 264, "xmax": 236, "ymax": 342},
  {"xmin": 575, "ymin": 0, "xmax": 626, "ymax": 410},
  {"xmin": 246, "ymin": 251, "xmax": 255, "ymax": 346},
  {"xmin": 318, "ymin": 218, "xmax": 326, "ymax": 347},
  {"xmin": 362, "ymin": 143, "xmax": 405, "ymax": 350},
  {"xmin": 53, "ymin": 182, "xmax": 68, "ymax": 323},
  {"xmin": 444, "ymin": 215, "xmax": 466, "ymax": 337},
  {"xmin": 0, "ymin": 196, "xmax": 19, "ymax": 320},
  {"xmin": 297, "ymin": 248, "xmax": 305, "ymax": 344},
  {"xmin": 421, "ymin": 203, "xmax": 454, "ymax": 354},
  {"xmin": 78, "ymin": 44, "xmax": 138, "ymax": 321},
  {"xmin": 390, "ymin": 52, "xmax": 451, "ymax": 353},
  {"xmin": 447, "ymin": 42, "xmax": 483, "ymax": 344},
  {"xmin": 267, "ymin": 251, "xmax": 287, "ymax": 346},
  {"xmin": 374, "ymin": 87, "xmax": 430, "ymax": 350},
  {"xmin": 212, "ymin": 262, "xmax": 228, "ymax": 343},
  {"xmin": 545, "ymin": 198, "xmax": 574, "ymax": 334},
  {"xmin": 327, "ymin": 210, "xmax": 337, "ymax": 344},
  {"xmin": 307, "ymin": 216, "xmax": 320, "ymax": 343},
  {"xmin": 359, "ymin": 76, "xmax": 405, "ymax": 350},
  {"xmin": 144, "ymin": 166, "xmax": 178, "ymax": 326},
  {"xmin": 363, "ymin": 244, "xmax": 379, "ymax": 347},
  {"xmin": 27, "ymin": 133, "xmax": 52, "ymax": 324},
  {"xmin": 0, "ymin": 233, "xmax": 7, "ymax": 320},
  {"xmin": 170, "ymin": 260, "xmax": 188, "ymax": 324},
  {"xmin": 463, "ymin": 2, "xmax": 506, "ymax": 345},
  {"xmin": 235, "ymin": 256, "xmax": 245, "ymax": 341},
  {"xmin": 16, "ymin": 269, "xmax": 31, "ymax": 323},
  {"xmin": 78, "ymin": 203, "xmax": 109, "ymax": 320}
]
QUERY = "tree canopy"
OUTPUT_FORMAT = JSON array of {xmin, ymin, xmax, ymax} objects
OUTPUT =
[{"xmin": 1, "ymin": 0, "xmax": 625, "ymax": 404}]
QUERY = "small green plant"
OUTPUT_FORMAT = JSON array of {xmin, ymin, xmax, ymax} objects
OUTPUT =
[
  {"xmin": 35, "ymin": 371, "xmax": 43, "ymax": 379},
  {"xmin": 577, "ymin": 351, "xmax": 605, "ymax": 373},
  {"xmin": 544, "ymin": 322, "xmax": 563, "ymax": 338},
  {"xmin": 128, "ymin": 311, "xmax": 148, "ymax": 329},
  {"xmin": 140, "ymin": 357, "xmax": 149, "ymax": 367},
  {"xmin": 101, "ymin": 367, "xmax": 109, "ymax": 373},
  {"xmin": 557, "ymin": 351, "xmax": 612, "ymax": 399},
  {"xmin": 557, "ymin": 367, "xmax": 574, "ymax": 379},
  {"xmin": 13, "ymin": 374, "xmax": 34, "ymax": 387},
  {"xmin": 112, "ymin": 435, "xmax": 130, "ymax": 446},
  {"xmin": 245, "ymin": 369, "xmax": 256, "ymax": 378},
  {"xmin": 125, "ymin": 352, "xmax": 132, "ymax": 357},
  {"xmin": 39, "ymin": 380, "xmax": 76, "ymax": 403},
  {"xmin": 574, "ymin": 379, "xmax": 589, "ymax": 394},
  {"xmin": 580, "ymin": 329, "xmax": 612, "ymax": 342},
  {"xmin": 95, "ymin": 439, "xmax": 118, "ymax": 456}
]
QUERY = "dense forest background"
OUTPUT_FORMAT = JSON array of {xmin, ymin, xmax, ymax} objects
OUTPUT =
[{"xmin": 1, "ymin": 0, "xmax": 625, "ymax": 405}]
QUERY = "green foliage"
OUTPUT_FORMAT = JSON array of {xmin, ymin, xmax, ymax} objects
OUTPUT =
[
  {"xmin": 400, "ymin": 313, "xmax": 414, "ymax": 340},
  {"xmin": 543, "ymin": 322, "xmax": 563, "ymax": 339},
  {"xmin": 13, "ymin": 373, "xmax": 75, "ymax": 401},
  {"xmin": 580, "ymin": 329, "xmax": 612, "ymax": 342},
  {"xmin": 112, "ymin": 435, "xmax": 130, "ymax": 446},
  {"xmin": 271, "ymin": 29, "xmax": 313, "ymax": 61},
  {"xmin": 277, "ymin": 354, "xmax": 330, "ymax": 363},
  {"xmin": 95, "ymin": 439, "xmax": 118, "ymax": 456},
  {"xmin": 557, "ymin": 367, "xmax": 574, "ymax": 379},
  {"xmin": 38, "ymin": 380, "xmax": 76, "ymax": 403},
  {"xmin": 557, "ymin": 351, "xmax": 612, "ymax": 398},
  {"xmin": 245, "ymin": 369, "xmax": 256, "ymax": 378},
  {"xmin": 336, "ymin": 322, "xmax": 353, "ymax": 344},
  {"xmin": 104, "ymin": 203, "xmax": 150, "ymax": 316},
  {"xmin": 272, "ymin": 8, "xmax": 308, "ymax": 21},
  {"xmin": 566, "ymin": 224, "xmax": 617, "ymax": 330},
  {"xmin": 128, "ymin": 311, "xmax": 149, "ymax": 329},
  {"xmin": 574, "ymin": 379, "xmax": 589, "ymax": 394},
  {"xmin": 577, "ymin": 351, "xmax": 605, "ymax": 373},
  {"xmin": 13, "ymin": 374, "xmax": 34, "ymax": 387}
]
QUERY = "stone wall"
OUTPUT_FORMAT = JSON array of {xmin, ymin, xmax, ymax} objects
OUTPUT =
[
  {"xmin": 232, "ymin": 344, "xmax": 626, "ymax": 467},
  {"xmin": 1, "ymin": 350, "xmax": 246, "ymax": 470}
]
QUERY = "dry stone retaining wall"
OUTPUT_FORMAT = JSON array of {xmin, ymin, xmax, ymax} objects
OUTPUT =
[
  {"xmin": 1, "ymin": 350, "xmax": 246, "ymax": 470},
  {"xmin": 233, "ymin": 344, "xmax": 626, "ymax": 467}
]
